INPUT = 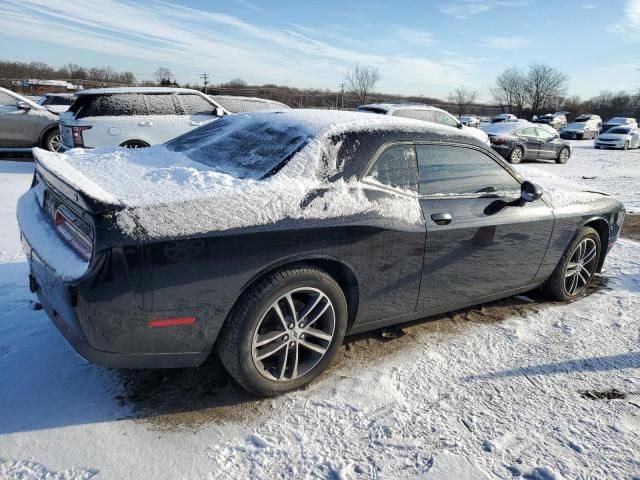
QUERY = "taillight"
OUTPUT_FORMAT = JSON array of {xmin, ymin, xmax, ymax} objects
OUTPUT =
[
  {"xmin": 490, "ymin": 136, "xmax": 506, "ymax": 145},
  {"xmin": 71, "ymin": 126, "xmax": 91, "ymax": 147},
  {"xmin": 54, "ymin": 207, "xmax": 93, "ymax": 261}
]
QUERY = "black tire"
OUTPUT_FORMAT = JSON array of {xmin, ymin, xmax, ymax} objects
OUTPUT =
[
  {"xmin": 623, "ymin": 141, "xmax": 629, "ymax": 151},
  {"xmin": 543, "ymin": 227, "xmax": 601, "ymax": 301},
  {"xmin": 120, "ymin": 140, "xmax": 150, "ymax": 148},
  {"xmin": 43, "ymin": 129, "xmax": 62, "ymax": 152},
  {"xmin": 217, "ymin": 264, "xmax": 348, "ymax": 397},
  {"xmin": 556, "ymin": 147, "xmax": 570, "ymax": 164},
  {"xmin": 508, "ymin": 146, "xmax": 524, "ymax": 164}
]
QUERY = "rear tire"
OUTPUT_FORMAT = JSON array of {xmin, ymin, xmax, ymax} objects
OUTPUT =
[
  {"xmin": 623, "ymin": 141, "xmax": 629, "ymax": 151},
  {"xmin": 543, "ymin": 227, "xmax": 601, "ymax": 301},
  {"xmin": 556, "ymin": 147, "xmax": 570, "ymax": 164},
  {"xmin": 43, "ymin": 129, "xmax": 62, "ymax": 152},
  {"xmin": 217, "ymin": 265, "xmax": 348, "ymax": 397},
  {"xmin": 120, "ymin": 140, "xmax": 150, "ymax": 148},
  {"xmin": 508, "ymin": 146, "xmax": 523, "ymax": 164}
]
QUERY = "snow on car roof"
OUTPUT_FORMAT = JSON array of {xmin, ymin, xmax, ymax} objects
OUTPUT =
[
  {"xmin": 359, "ymin": 103, "xmax": 447, "ymax": 114},
  {"xmin": 76, "ymin": 87, "xmax": 205, "ymax": 96},
  {"xmin": 33, "ymin": 109, "xmax": 483, "ymax": 239}
]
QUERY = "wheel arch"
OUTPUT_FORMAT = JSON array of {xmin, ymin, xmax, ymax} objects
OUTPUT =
[
  {"xmin": 233, "ymin": 255, "xmax": 361, "ymax": 332},
  {"xmin": 39, "ymin": 124, "xmax": 60, "ymax": 147},
  {"xmin": 119, "ymin": 139, "xmax": 151, "ymax": 148},
  {"xmin": 581, "ymin": 216, "xmax": 610, "ymax": 272}
]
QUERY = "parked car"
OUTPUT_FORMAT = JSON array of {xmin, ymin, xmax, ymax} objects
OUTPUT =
[
  {"xmin": 559, "ymin": 114, "xmax": 602, "ymax": 140},
  {"xmin": 358, "ymin": 103, "xmax": 490, "ymax": 145},
  {"xmin": 0, "ymin": 87, "xmax": 62, "ymax": 152},
  {"xmin": 482, "ymin": 120, "xmax": 572, "ymax": 164},
  {"xmin": 37, "ymin": 93, "xmax": 76, "ymax": 114},
  {"xmin": 594, "ymin": 125, "xmax": 640, "ymax": 150},
  {"xmin": 208, "ymin": 95, "xmax": 290, "ymax": 113},
  {"xmin": 19, "ymin": 110, "xmax": 624, "ymax": 396},
  {"xmin": 491, "ymin": 113, "xmax": 518, "ymax": 123},
  {"xmin": 59, "ymin": 87, "xmax": 228, "ymax": 150},
  {"xmin": 600, "ymin": 117, "xmax": 637, "ymax": 134},
  {"xmin": 534, "ymin": 113, "xmax": 567, "ymax": 130},
  {"xmin": 459, "ymin": 115, "xmax": 480, "ymax": 128}
]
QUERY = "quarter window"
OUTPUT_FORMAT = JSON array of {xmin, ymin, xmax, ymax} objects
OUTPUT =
[
  {"xmin": 521, "ymin": 127, "xmax": 537, "ymax": 137},
  {"xmin": 434, "ymin": 111, "xmax": 459, "ymax": 128},
  {"xmin": 416, "ymin": 144, "xmax": 520, "ymax": 195},
  {"xmin": 366, "ymin": 144, "xmax": 418, "ymax": 192},
  {"xmin": 393, "ymin": 109, "xmax": 436, "ymax": 122},
  {"xmin": 178, "ymin": 94, "xmax": 215, "ymax": 115}
]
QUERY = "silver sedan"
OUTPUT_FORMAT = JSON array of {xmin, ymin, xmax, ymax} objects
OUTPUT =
[{"xmin": 594, "ymin": 125, "xmax": 640, "ymax": 150}]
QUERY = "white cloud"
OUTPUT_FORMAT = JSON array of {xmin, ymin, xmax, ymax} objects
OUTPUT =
[
  {"xmin": 480, "ymin": 36, "xmax": 530, "ymax": 50},
  {"xmin": 609, "ymin": 0, "xmax": 640, "ymax": 41},
  {"xmin": 0, "ymin": 0, "xmax": 474, "ymax": 96},
  {"xmin": 582, "ymin": 4, "xmax": 597, "ymax": 8},
  {"xmin": 440, "ymin": 0, "xmax": 532, "ymax": 20}
]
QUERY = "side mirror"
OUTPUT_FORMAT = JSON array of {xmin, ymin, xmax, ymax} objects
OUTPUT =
[
  {"xmin": 521, "ymin": 181, "xmax": 543, "ymax": 203},
  {"xmin": 214, "ymin": 107, "xmax": 224, "ymax": 117},
  {"xmin": 16, "ymin": 101, "xmax": 31, "ymax": 111}
]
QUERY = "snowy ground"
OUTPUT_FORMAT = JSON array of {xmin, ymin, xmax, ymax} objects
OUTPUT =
[{"xmin": 0, "ymin": 142, "xmax": 639, "ymax": 479}]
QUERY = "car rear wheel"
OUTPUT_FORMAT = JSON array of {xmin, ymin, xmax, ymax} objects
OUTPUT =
[
  {"xmin": 623, "ymin": 141, "xmax": 630, "ymax": 151},
  {"xmin": 556, "ymin": 147, "xmax": 570, "ymax": 164},
  {"xmin": 43, "ymin": 129, "xmax": 63, "ymax": 153},
  {"xmin": 543, "ymin": 227, "xmax": 601, "ymax": 301},
  {"xmin": 217, "ymin": 265, "xmax": 348, "ymax": 397},
  {"xmin": 508, "ymin": 146, "xmax": 523, "ymax": 164},
  {"xmin": 120, "ymin": 140, "xmax": 150, "ymax": 148}
]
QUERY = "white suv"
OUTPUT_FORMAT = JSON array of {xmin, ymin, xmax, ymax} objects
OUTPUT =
[
  {"xmin": 358, "ymin": 103, "xmax": 490, "ymax": 145},
  {"xmin": 59, "ymin": 87, "xmax": 228, "ymax": 150}
]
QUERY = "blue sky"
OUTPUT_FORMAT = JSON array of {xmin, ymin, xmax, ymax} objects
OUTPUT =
[{"xmin": 1, "ymin": 0, "xmax": 639, "ymax": 100}]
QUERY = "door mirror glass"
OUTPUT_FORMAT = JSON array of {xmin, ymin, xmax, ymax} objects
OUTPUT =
[
  {"xmin": 521, "ymin": 180, "xmax": 543, "ymax": 202},
  {"xmin": 16, "ymin": 101, "xmax": 31, "ymax": 111}
]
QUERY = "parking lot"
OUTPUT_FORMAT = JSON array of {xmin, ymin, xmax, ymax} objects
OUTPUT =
[{"xmin": 0, "ymin": 142, "xmax": 638, "ymax": 479}]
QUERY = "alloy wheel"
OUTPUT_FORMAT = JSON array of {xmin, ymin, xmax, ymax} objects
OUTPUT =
[
  {"xmin": 252, "ymin": 287, "xmax": 335, "ymax": 382},
  {"xmin": 50, "ymin": 134, "xmax": 62, "ymax": 152},
  {"xmin": 564, "ymin": 238, "xmax": 598, "ymax": 296},
  {"xmin": 510, "ymin": 147, "xmax": 523, "ymax": 163},
  {"xmin": 559, "ymin": 148, "xmax": 570, "ymax": 163}
]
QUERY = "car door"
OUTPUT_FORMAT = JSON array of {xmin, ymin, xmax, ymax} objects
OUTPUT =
[
  {"xmin": 415, "ymin": 143, "xmax": 555, "ymax": 312},
  {"xmin": 0, "ymin": 91, "xmax": 38, "ymax": 147},
  {"xmin": 357, "ymin": 143, "xmax": 427, "ymax": 323},
  {"xmin": 143, "ymin": 93, "xmax": 184, "ymax": 143},
  {"xmin": 517, "ymin": 127, "xmax": 541, "ymax": 159},
  {"xmin": 535, "ymin": 127, "xmax": 559, "ymax": 159}
]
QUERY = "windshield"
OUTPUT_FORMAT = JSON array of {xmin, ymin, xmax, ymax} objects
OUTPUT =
[
  {"xmin": 566, "ymin": 122, "xmax": 586, "ymax": 129},
  {"xmin": 607, "ymin": 118, "xmax": 627, "ymax": 124},
  {"xmin": 166, "ymin": 114, "xmax": 313, "ymax": 179},
  {"xmin": 607, "ymin": 127, "xmax": 631, "ymax": 135}
]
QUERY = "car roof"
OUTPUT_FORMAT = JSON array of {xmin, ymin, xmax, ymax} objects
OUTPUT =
[
  {"xmin": 75, "ymin": 87, "xmax": 205, "ymax": 96},
  {"xmin": 358, "ymin": 103, "xmax": 448, "ymax": 115},
  {"xmin": 43, "ymin": 93, "xmax": 75, "ymax": 97}
]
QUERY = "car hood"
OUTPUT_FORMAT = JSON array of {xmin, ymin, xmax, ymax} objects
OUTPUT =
[{"xmin": 31, "ymin": 145, "xmax": 423, "ymax": 240}]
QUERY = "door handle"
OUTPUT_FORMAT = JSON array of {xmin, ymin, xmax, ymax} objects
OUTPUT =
[
  {"xmin": 431, "ymin": 213, "xmax": 452, "ymax": 225},
  {"xmin": 190, "ymin": 121, "xmax": 204, "ymax": 126}
]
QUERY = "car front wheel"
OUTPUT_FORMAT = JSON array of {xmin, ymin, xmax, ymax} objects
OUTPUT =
[
  {"xmin": 556, "ymin": 147, "xmax": 570, "ymax": 164},
  {"xmin": 508, "ymin": 146, "xmax": 523, "ymax": 164},
  {"xmin": 218, "ymin": 265, "xmax": 348, "ymax": 396},
  {"xmin": 543, "ymin": 227, "xmax": 601, "ymax": 301}
]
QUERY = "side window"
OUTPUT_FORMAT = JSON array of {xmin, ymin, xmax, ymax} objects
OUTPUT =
[
  {"xmin": 393, "ymin": 109, "xmax": 436, "ymax": 123},
  {"xmin": 536, "ymin": 128, "xmax": 553, "ymax": 140},
  {"xmin": 366, "ymin": 144, "xmax": 418, "ymax": 192},
  {"xmin": 179, "ymin": 94, "xmax": 215, "ymax": 115},
  {"xmin": 145, "ymin": 94, "xmax": 181, "ymax": 115},
  {"xmin": 393, "ymin": 109, "xmax": 419, "ymax": 120},
  {"xmin": 416, "ymin": 144, "xmax": 521, "ymax": 195},
  {"xmin": 521, "ymin": 127, "xmax": 537, "ymax": 137},
  {"xmin": 434, "ymin": 111, "xmax": 459, "ymax": 128},
  {"xmin": 76, "ymin": 94, "xmax": 147, "ymax": 118}
]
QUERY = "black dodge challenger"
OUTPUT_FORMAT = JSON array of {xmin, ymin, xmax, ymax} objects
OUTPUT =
[{"xmin": 18, "ymin": 110, "xmax": 625, "ymax": 396}]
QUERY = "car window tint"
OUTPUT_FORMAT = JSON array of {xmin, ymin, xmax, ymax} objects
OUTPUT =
[
  {"xmin": 434, "ymin": 111, "xmax": 459, "ymax": 127},
  {"xmin": 179, "ymin": 94, "xmax": 214, "ymax": 115},
  {"xmin": 416, "ymin": 144, "xmax": 520, "ymax": 195},
  {"xmin": 522, "ymin": 127, "xmax": 537, "ymax": 136},
  {"xmin": 536, "ymin": 128, "xmax": 553, "ymax": 140},
  {"xmin": 75, "ymin": 94, "xmax": 147, "ymax": 118},
  {"xmin": 366, "ymin": 144, "xmax": 418, "ymax": 192},
  {"xmin": 145, "ymin": 94, "xmax": 181, "ymax": 115}
]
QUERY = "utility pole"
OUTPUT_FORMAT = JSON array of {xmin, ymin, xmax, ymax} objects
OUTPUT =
[
  {"xmin": 339, "ymin": 82, "xmax": 345, "ymax": 109},
  {"xmin": 200, "ymin": 73, "xmax": 209, "ymax": 94}
]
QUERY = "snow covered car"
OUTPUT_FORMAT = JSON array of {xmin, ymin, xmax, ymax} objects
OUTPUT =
[
  {"xmin": 459, "ymin": 115, "xmax": 480, "ymax": 128},
  {"xmin": 482, "ymin": 121, "xmax": 572, "ymax": 164},
  {"xmin": 18, "ymin": 110, "xmax": 625, "ymax": 396},
  {"xmin": 358, "ymin": 103, "xmax": 490, "ymax": 146},
  {"xmin": 37, "ymin": 93, "xmax": 76, "ymax": 114},
  {"xmin": 559, "ymin": 114, "xmax": 602, "ymax": 140},
  {"xmin": 59, "ymin": 87, "xmax": 228, "ymax": 150},
  {"xmin": 0, "ymin": 87, "xmax": 62, "ymax": 152},
  {"xmin": 208, "ymin": 95, "xmax": 290, "ymax": 113},
  {"xmin": 491, "ymin": 113, "xmax": 517, "ymax": 123},
  {"xmin": 594, "ymin": 125, "xmax": 640, "ymax": 150},
  {"xmin": 600, "ymin": 117, "xmax": 637, "ymax": 134},
  {"xmin": 534, "ymin": 113, "xmax": 567, "ymax": 130}
]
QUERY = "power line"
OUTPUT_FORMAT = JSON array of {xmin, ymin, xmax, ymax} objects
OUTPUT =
[{"xmin": 200, "ymin": 73, "xmax": 209, "ymax": 94}]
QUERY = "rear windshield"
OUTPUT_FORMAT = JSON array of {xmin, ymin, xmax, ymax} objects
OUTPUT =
[
  {"xmin": 607, "ymin": 118, "xmax": 627, "ymax": 124},
  {"xmin": 165, "ymin": 115, "xmax": 312, "ymax": 179},
  {"xmin": 607, "ymin": 127, "xmax": 631, "ymax": 134},
  {"xmin": 211, "ymin": 96, "xmax": 289, "ymax": 113}
]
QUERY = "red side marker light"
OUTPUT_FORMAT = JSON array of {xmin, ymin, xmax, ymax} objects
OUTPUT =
[{"xmin": 149, "ymin": 317, "xmax": 197, "ymax": 328}]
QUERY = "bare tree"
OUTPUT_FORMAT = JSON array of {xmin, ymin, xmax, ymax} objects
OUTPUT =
[
  {"xmin": 526, "ymin": 63, "xmax": 568, "ymax": 116},
  {"xmin": 447, "ymin": 86, "xmax": 479, "ymax": 115},
  {"xmin": 154, "ymin": 67, "xmax": 173, "ymax": 85},
  {"xmin": 490, "ymin": 67, "xmax": 528, "ymax": 117},
  {"xmin": 344, "ymin": 64, "xmax": 381, "ymax": 105}
]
